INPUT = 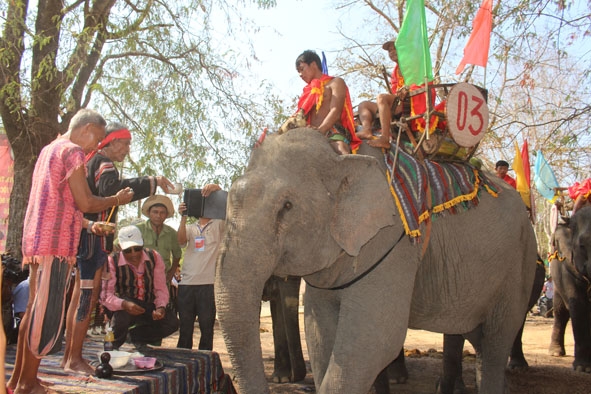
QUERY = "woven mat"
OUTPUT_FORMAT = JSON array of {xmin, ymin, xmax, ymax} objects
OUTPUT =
[
  {"xmin": 385, "ymin": 146, "xmax": 498, "ymax": 239},
  {"xmin": 4, "ymin": 338, "xmax": 236, "ymax": 394}
]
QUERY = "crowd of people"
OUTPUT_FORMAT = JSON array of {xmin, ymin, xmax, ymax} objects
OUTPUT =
[{"xmin": 6, "ymin": 108, "xmax": 226, "ymax": 394}]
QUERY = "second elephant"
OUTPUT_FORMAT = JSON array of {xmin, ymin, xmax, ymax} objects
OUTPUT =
[{"xmin": 262, "ymin": 275, "xmax": 306, "ymax": 383}]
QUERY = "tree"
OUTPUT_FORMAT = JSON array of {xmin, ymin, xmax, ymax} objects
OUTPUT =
[
  {"xmin": 0, "ymin": 0, "xmax": 277, "ymax": 257},
  {"xmin": 333, "ymin": 0, "xmax": 591, "ymax": 254}
]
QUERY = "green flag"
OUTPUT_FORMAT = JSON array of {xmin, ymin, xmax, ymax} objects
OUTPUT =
[{"xmin": 395, "ymin": 0, "xmax": 433, "ymax": 86}]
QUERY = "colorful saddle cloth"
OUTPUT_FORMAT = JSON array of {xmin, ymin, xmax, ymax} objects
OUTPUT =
[{"xmin": 385, "ymin": 146, "xmax": 499, "ymax": 239}]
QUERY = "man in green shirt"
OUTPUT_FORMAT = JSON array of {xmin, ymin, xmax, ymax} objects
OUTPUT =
[{"xmin": 135, "ymin": 195, "xmax": 182, "ymax": 283}]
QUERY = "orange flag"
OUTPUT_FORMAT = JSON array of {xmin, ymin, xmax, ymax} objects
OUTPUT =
[
  {"xmin": 513, "ymin": 141, "xmax": 531, "ymax": 208},
  {"xmin": 455, "ymin": 0, "xmax": 493, "ymax": 74}
]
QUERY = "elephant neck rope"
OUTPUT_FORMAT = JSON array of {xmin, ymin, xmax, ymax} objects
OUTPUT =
[
  {"xmin": 305, "ymin": 230, "xmax": 406, "ymax": 291},
  {"xmin": 549, "ymin": 246, "xmax": 591, "ymax": 302}
]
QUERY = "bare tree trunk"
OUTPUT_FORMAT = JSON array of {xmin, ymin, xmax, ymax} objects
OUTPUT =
[{"xmin": 6, "ymin": 153, "xmax": 35, "ymax": 259}]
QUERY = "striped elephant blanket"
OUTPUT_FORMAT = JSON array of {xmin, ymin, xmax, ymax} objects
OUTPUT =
[{"xmin": 385, "ymin": 146, "xmax": 499, "ymax": 239}]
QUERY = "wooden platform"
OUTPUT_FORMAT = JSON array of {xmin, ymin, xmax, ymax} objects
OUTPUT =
[{"xmin": 4, "ymin": 337, "xmax": 236, "ymax": 394}]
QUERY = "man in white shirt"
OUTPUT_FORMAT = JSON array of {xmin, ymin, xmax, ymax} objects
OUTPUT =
[{"xmin": 176, "ymin": 184, "xmax": 225, "ymax": 350}]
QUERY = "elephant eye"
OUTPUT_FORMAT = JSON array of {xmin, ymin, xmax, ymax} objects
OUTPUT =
[{"xmin": 284, "ymin": 201, "xmax": 292, "ymax": 210}]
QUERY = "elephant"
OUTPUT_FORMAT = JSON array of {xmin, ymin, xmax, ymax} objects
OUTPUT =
[
  {"xmin": 382, "ymin": 258, "xmax": 545, "ymax": 394},
  {"xmin": 215, "ymin": 128, "xmax": 537, "ymax": 394},
  {"xmin": 261, "ymin": 275, "xmax": 307, "ymax": 383},
  {"xmin": 548, "ymin": 206, "xmax": 591, "ymax": 372},
  {"xmin": 436, "ymin": 260, "xmax": 546, "ymax": 394}
]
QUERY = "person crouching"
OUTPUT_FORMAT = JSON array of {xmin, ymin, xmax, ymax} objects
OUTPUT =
[{"xmin": 101, "ymin": 225, "xmax": 178, "ymax": 350}]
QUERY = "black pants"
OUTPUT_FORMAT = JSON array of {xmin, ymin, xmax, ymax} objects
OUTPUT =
[
  {"xmin": 110, "ymin": 298, "xmax": 178, "ymax": 349},
  {"xmin": 176, "ymin": 284, "xmax": 216, "ymax": 350}
]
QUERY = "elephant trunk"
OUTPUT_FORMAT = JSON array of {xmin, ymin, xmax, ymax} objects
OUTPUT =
[{"xmin": 216, "ymin": 242, "xmax": 274, "ymax": 394}]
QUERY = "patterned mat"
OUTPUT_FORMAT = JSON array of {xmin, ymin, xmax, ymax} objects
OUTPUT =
[
  {"xmin": 4, "ymin": 338, "xmax": 236, "ymax": 394},
  {"xmin": 386, "ymin": 146, "xmax": 499, "ymax": 239}
]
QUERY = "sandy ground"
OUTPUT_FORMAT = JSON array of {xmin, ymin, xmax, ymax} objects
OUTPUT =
[{"xmin": 158, "ymin": 306, "xmax": 591, "ymax": 394}]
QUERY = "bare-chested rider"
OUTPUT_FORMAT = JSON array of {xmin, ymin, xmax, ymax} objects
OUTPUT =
[{"xmin": 294, "ymin": 50, "xmax": 361, "ymax": 155}]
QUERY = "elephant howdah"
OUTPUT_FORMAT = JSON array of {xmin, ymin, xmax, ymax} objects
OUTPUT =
[{"xmin": 216, "ymin": 129, "xmax": 537, "ymax": 394}]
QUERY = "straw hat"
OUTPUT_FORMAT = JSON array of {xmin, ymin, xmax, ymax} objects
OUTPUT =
[{"xmin": 141, "ymin": 195, "xmax": 174, "ymax": 218}]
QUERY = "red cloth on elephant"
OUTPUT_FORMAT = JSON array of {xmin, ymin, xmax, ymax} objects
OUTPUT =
[
  {"xmin": 408, "ymin": 83, "xmax": 446, "ymax": 133},
  {"xmin": 296, "ymin": 74, "xmax": 361, "ymax": 151},
  {"xmin": 568, "ymin": 178, "xmax": 591, "ymax": 200}
]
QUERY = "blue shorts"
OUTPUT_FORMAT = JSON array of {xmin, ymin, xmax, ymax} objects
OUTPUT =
[{"xmin": 77, "ymin": 231, "xmax": 108, "ymax": 280}]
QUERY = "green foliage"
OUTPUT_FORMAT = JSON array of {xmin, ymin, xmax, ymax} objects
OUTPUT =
[{"xmin": 0, "ymin": 0, "xmax": 284, "ymax": 255}]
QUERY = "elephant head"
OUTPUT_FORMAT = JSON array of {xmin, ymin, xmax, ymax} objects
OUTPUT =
[
  {"xmin": 553, "ymin": 206, "xmax": 591, "ymax": 279},
  {"xmin": 215, "ymin": 129, "xmax": 397, "ymax": 393}
]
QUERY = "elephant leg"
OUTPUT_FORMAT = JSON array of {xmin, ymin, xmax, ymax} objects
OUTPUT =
[
  {"xmin": 304, "ymin": 285, "xmax": 340, "ymax": 391},
  {"xmin": 305, "ymin": 253, "xmax": 416, "ymax": 394},
  {"xmin": 373, "ymin": 367, "xmax": 391, "ymax": 394},
  {"xmin": 568, "ymin": 297, "xmax": 591, "ymax": 372},
  {"xmin": 270, "ymin": 295, "xmax": 290, "ymax": 382},
  {"xmin": 463, "ymin": 327, "xmax": 483, "ymax": 392},
  {"xmin": 281, "ymin": 277, "xmax": 306, "ymax": 382},
  {"xmin": 387, "ymin": 348, "xmax": 408, "ymax": 384},
  {"xmin": 371, "ymin": 349, "xmax": 408, "ymax": 394},
  {"xmin": 436, "ymin": 334, "xmax": 466, "ymax": 394},
  {"xmin": 509, "ymin": 257, "xmax": 544, "ymax": 370},
  {"xmin": 270, "ymin": 276, "xmax": 306, "ymax": 383},
  {"xmin": 478, "ymin": 322, "xmax": 519, "ymax": 394},
  {"xmin": 508, "ymin": 321, "xmax": 528, "ymax": 369},
  {"xmin": 549, "ymin": 291, "xmax": 569, "ymax": 357}
]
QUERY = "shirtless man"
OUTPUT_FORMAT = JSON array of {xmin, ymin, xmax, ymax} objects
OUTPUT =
[
  {"xmin": 356, "ymin": 40, "xmax": 408, "ymax": 149},
  {"xmin": 295, "ymin": 50, "xmax": 361, "ymax": 154}
]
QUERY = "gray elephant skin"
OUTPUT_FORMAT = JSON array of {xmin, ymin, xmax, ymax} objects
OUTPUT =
[
  {"xmin": 215, "ymin": 129, "xmax": 537, "ymax": 394},
  {"xmin": 549, "ymin": 206, "xmax": 591, "ymax": 372}
]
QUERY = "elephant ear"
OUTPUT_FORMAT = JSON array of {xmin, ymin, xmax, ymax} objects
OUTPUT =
[{"xmin": 330, "ymin": 154, "xmax": 398, "ymax": 256}]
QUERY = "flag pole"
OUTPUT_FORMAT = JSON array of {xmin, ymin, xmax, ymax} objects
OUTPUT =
[{"xmin": 424, "ymin": 76, "xmax": 430, "ymax": 141}]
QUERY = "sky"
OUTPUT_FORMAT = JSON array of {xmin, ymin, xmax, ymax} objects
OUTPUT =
[{"xmin": 236, "ymin": 0, "xmax": 375, "ymax": 99}]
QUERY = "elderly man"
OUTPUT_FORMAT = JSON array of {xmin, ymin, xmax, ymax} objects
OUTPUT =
[
  {"xmin": 61, "ymin": 122, "xmax": 175, "ymax": 374},
  {"xmin": 8, "ymin": 109, "xmax": 134, "ymax": 394},
  {"xmin": 102, "ymin": 226, "xmax": 178, "ymax": 350}
]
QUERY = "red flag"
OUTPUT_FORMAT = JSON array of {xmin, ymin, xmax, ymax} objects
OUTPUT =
[
  {"xmin": 521, "ymin": 139, "xmax": 531, "ymax": 186},
  {"xmin": 455, "ymin": 0, "xmax": 493, "ymax": 74}
]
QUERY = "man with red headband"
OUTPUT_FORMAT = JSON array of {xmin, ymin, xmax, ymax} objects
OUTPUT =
[
  {"xmin": 61, "ymin": 122, "xmax": 174, "ymax": 374},
  {"xmin": 295, "ymin": 50, "xmax": 361, "ymax": 155}
]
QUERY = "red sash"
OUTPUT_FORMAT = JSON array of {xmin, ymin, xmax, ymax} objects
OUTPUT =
[{"xmin": 296, "ymin": 74, "xmax": 360, "ymax": 151}]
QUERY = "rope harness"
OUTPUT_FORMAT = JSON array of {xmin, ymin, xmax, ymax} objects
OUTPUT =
[{"xmin": 305, "ymin": 230, "xmax": 406, "ymax": 291}]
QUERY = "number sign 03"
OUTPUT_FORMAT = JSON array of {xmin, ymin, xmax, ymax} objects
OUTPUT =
[{"xmin": 445, "ymin": 82, "xmax": 489, "ymax": 148}]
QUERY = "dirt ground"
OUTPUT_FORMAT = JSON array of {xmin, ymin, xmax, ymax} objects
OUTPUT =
[{"xmin": 161, "ymin": 312, "xmax": 591, "ymax": 394}]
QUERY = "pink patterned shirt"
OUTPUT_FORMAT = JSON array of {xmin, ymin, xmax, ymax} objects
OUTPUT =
[
  {"xmin": 101, "ymin": 250, "xmax": 169, "ymax": 311},
  {"xmin": 22, "ymin": 138, "xmax": 85, "ymax": 262}
]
